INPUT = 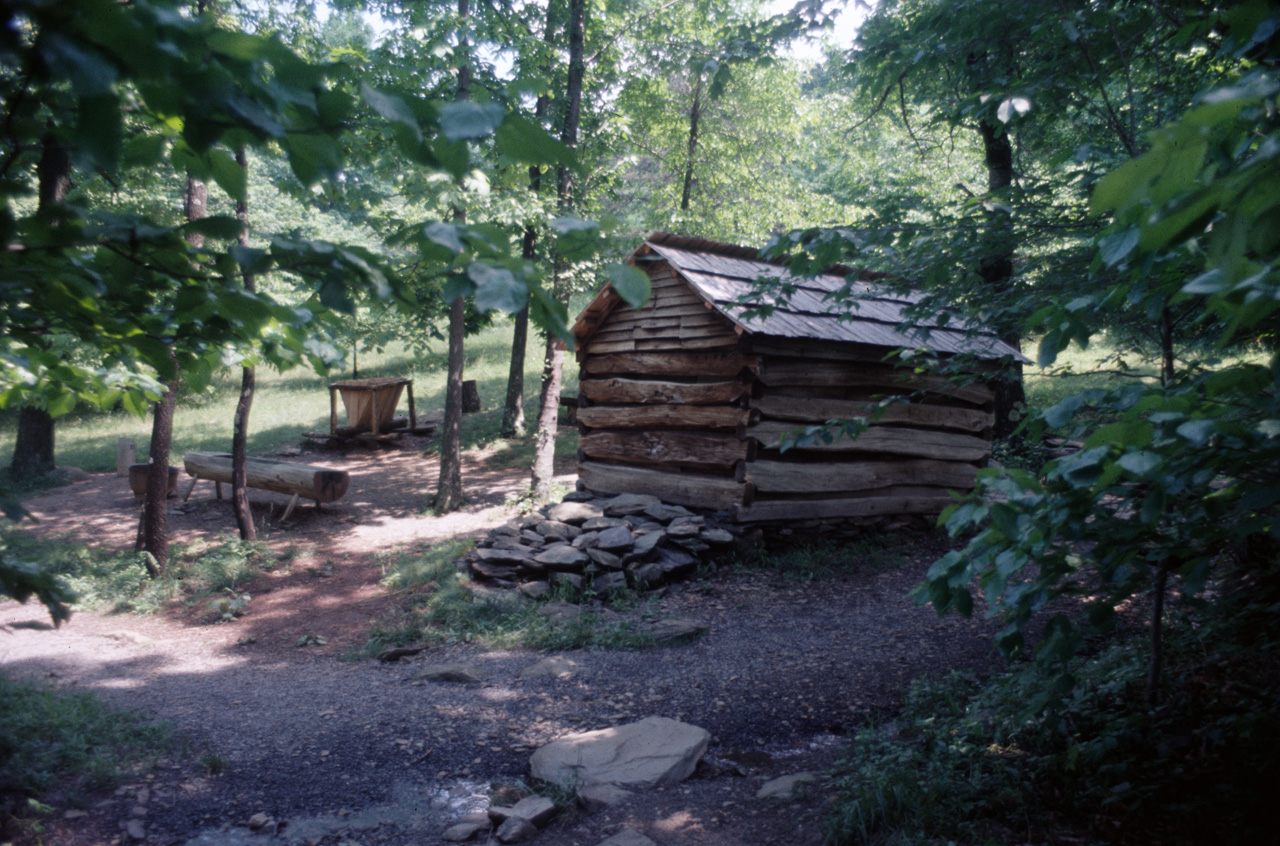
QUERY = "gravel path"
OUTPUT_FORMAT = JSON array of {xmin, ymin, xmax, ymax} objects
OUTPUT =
[{"xmin": 1, "ymin": 540, "xmax": 995, "ymax": 846}]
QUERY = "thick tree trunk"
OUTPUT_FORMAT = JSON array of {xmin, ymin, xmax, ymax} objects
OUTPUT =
[
  {"xmin": 680, "ymin": 72, "xmax": 703, "ymax": 212},
  {"xmin": 10, "ymin": 131, "xmax": 71, "ymax": 481},
  {"xmin": 435, "ymin": 0, "xmax": 471, "ymax": 513},
  {"xmin": 232, "ymin": 147, "xmax": 256, "ymax": 541},
  {"xmin": 531, "ymin": 0, "xmax": 585, "ymax": 499},
  {"xmin": 977, "ymin": 118, "xmax": 1025, "ymax": 442},
  {"xmin": 10, "ymin": 407, "xmax": 55, "ymax": 481}
]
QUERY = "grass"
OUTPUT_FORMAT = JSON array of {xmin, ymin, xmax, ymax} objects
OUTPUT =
[
  {"xmin": 357, "ymin": 541, "xmax": 659, "ymax": 657},
  {"xmin": 0, "ymin": 316, "xmax": 577, "ymax": 474},
  {"xmin": 0, "ymin": 673, "xmax": 174, "ymax": 826},
  {"xmin": 0, "ymin": 525, "xmax": 276, "ymax": 617}
]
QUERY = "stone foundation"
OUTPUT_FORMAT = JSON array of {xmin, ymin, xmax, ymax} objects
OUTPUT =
[{"xmin": 460, "ymin": 493, "xmax": 743, "ymax": 598}]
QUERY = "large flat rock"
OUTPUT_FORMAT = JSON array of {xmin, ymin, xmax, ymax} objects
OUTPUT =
[{"xmin": 529, "ymin": 716, "xmax": 710, "ymax": 788}]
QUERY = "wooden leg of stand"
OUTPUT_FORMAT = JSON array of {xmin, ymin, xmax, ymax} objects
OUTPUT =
[{"xmin": 281, "ymin": 493, "xmax": 301, "ymax": 522}]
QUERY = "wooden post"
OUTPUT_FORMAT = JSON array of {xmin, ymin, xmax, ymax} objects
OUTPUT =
[
  {"xmin": 407, "ymin": 382, "xmax": 417, "ymax": 431},
  {"xmin": 116, "ymin": 439, "xmax": 135, "ymax": 477},
  {"xmin": 462, "ymin": 379, "xmax": 481, "ymax": 413},
  {"xmin": 329, "ymin": 385, "xmax": 338, "ymax": 435}
]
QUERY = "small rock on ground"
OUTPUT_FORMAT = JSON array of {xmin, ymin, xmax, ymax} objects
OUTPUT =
[
  {"xmin": 530, "ymin": 716, "xmax": 710, "ymax": 787},
  {"xmin": 496, "ymin": 815, "xmax": 540, "ymax": 843},
  {"xmin": 757, "ymin": 771, "xmax": 818, "ymax": 800}
]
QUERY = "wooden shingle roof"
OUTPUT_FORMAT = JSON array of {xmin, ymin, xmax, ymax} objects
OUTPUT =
[{"xmin": 572, "ymin": 232, "xmax": 1025, "ymax": 360}]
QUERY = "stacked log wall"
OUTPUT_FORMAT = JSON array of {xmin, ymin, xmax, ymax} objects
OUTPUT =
[
  {"xmin": 574, "ymin": 261, "xmax": 997, "ymax": 525},
  {"xmin": 576, "ymin": 262, "xmax": 753, "ymax": 511},
  {"xmin": 734, "ymin": 342, "xmax": 994, "ymax": 523}
]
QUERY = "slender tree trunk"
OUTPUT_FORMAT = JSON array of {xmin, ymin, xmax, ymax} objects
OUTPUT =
[
  {"xmin": 10, "ymin": 131, "xmax": 71, "ymax": 481},
  {"xmin": 1146, "ymin": 562, "xmax": 1170, "ymax": 706},
  {"xmin": 232, "ymin": 148, "xmax": 256, "ymax": 541},
  {"xmin": 680, "ymin": 72, "xmax": 703, "ymax": 212},
  {"xmin": 1159, "ymin": 299, "xmax": 1175, "ymax": 386},
  {"xmin": 531, "ymin": 0, "xmax": 584, "ymax": 499},
  {"xmin": 143, "ymin": 175, "xmax": 205, "ymax": 573},
  {"xmin": 502, "ymin": 1, "xmax": 560, "ymax": 440},
  {"xmin": 977, "ymin": 118, "xmax": 1025, "ymax": 442},
  {"xmin": 435, "ymin": 0, "xmax": 471, "ymax": 513}
]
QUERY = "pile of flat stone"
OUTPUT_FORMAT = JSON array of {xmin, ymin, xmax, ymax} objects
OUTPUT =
[{"xmin": 461, "ymin": 493, "xmax": 741, "ymax": 598}]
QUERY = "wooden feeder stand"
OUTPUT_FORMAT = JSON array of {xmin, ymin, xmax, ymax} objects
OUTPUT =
[{"xmin": 329, "ymin": 378, "xmax": 417, "ymax": 438}]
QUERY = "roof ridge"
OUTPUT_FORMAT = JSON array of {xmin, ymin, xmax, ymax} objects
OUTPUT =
[
  {"xmin": 645, "ymin": 231, "xmax": 764, "ymax": 262},
  {"xmin": 645, "ymin": 231, "xmax": 888, "ymax": 281}
]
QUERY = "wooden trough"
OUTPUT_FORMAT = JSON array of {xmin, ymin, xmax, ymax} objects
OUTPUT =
[
  {"xmin": 329, "ymin": 378, "xmax": 416, "ymax": 437},
  {"xmin": 182, "ymin": 451, "xmax": 350, "ymax": 521}
]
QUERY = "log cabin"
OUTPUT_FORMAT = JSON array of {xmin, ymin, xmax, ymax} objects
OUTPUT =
[{"xmin": 570, "ymin": 232, "xmax": 1026, "ymax": 528}]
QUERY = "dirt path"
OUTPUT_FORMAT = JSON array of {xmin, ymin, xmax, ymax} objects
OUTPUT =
[{"xmin": 2, "ymin": 442, "xmax": 998, "ymax": 846}]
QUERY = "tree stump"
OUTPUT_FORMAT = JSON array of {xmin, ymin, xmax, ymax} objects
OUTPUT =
[{"xmin": 462, "ymin": 379, "xmax": 481, "ymax": 414}]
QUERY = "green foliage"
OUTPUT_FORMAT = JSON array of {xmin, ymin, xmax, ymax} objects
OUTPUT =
[
  {"xmin": 826, "ymin": 602, "xmax": 1280, "ymax": 845},
  {"xmin": 363, "ymin": 541, "xmax": 656, "ymax": 656},
  {"xmin": 0, "ymin": 527, "xmax": 273, "ymax": 617},
  {"xmin": 919, "ymin": 4, "xmax": 1280, "ymax": 675},
  {"xmin": 0, "ymin": 674, "xmax": 173, "ymax": 818}
]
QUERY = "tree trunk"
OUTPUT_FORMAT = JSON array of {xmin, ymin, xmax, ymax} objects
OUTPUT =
[
  {"xmin": 143, "ymin": 174, "xmax": 205, "ymax": 573},
  {"xmin": 232, "ymin": 147, "xmax": 256, "ymax": 542},
  {"xmin": 1146, "ymin": 562, "xmax": 1170, "ymax": 706},
  {"xmin": 10, "ymin": 131, "xmax": 71, "ymax": 481},
  {"xmin": 680, "ymin": 71, "xmax": 703, "ymax": 212},
  {"xmin": 435, "ymin": 0, "xmax": 471, "ymax": 513},
  {"xmin": 531, "ymin": 0, "xmax": 585, "ymax": 499},
  {"xmin": 1160, "ymin": 298, "xmax": 1175, "ymax": 386},
  {"xmin": 501, "ymin": 3, "xmax": 557, "ymax": 441},
  {"xmin": 183, "ymin": 177, "xmax": 207, "ymax": 249},
  {"xmin": 531, "ymin": 335, "xmax": 564, "ymax": 499},
  {"xmin": 977, "ymin": 118, "xmax": 1025, "ymax": 442},
  {"xmin": 143, "ymin": 369, "xmax": 177, "ymax": 577},
  {"xmin": 10, "ymin": 407, "xmax": 55, "ymax": 481}
]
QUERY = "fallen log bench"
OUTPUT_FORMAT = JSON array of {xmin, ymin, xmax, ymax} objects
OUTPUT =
[{"xmin": 182, "ymin": 452, "xmax": 350, "ymax": 521}]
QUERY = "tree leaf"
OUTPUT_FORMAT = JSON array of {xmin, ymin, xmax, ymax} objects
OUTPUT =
[
  {"xmin": 360, "ymin": 83, "xmax": 422, "ymax": 141},
  {"xmin": 208, "ymin": 148, "xmax": 247, "ymax": 203},
  {"xmin": 439, "ymin": 102, "xmax": 504, "ymax": 141},
  {"xmin": 494, "ymin": 113, "xmax": 571, "ymax": 165},
  {"xmin": 283, "ymin": 134, "xmax": 342, "ymax": 185},
  {"xmin": 607, "ymin": 264, "xmax": 651, "ymax": 309},
  {"xmin": 469, "ymin": 263, "xmax": 527, "ymax": 314},
  {"xmin": 1098, "ymin": 227, "xmax": 1139, "ymax": 267}
]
